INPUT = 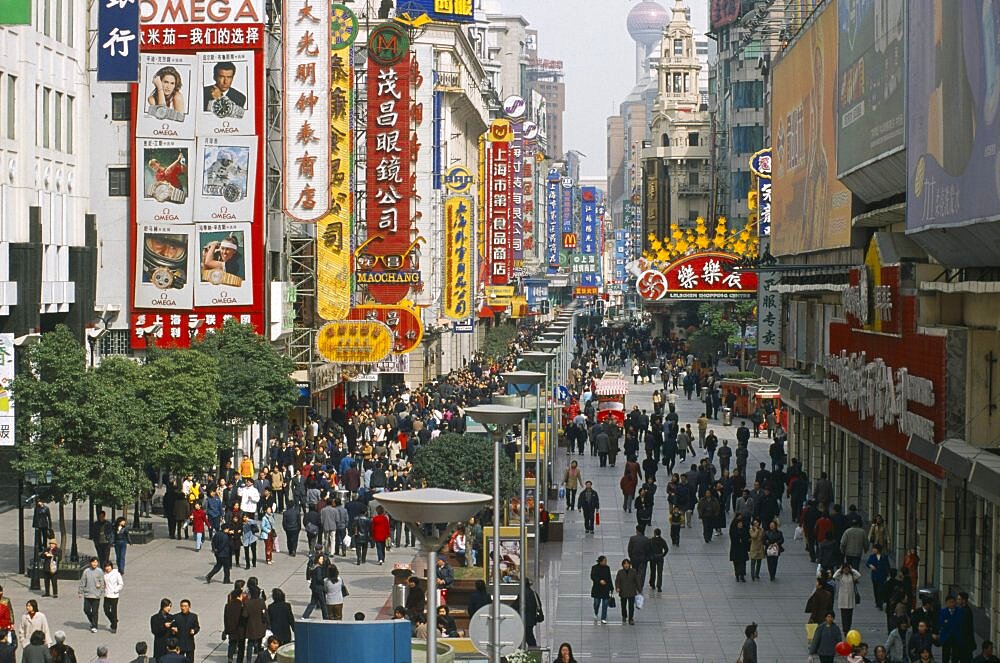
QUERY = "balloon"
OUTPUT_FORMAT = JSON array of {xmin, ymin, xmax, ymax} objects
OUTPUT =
[
  {"xmin": 835, "ymin": 641, "xmax": 853, "ymax": 656},
  {"xmin": 846, "ymin": 629, "xmax": 862, "ymax": 646}
]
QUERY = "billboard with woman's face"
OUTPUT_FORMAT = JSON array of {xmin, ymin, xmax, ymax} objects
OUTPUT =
[{"xmin": 137, "ymin": 54, "xmax": 196, "ymax": 139}]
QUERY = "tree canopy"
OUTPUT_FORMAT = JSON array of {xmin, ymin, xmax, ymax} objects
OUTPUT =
[{"xmin": 410, "ymin": 432, "xmax": 518, "ymax": 499}]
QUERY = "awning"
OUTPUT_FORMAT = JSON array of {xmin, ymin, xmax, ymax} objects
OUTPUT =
[
  {"xmin": 595, "ymin": 378, "xmax": 629, "ymax": 396},
  {"xmin": 749, "ymin": 362, "xmax": 828, "ymax": 417},
  {"xmin": 908, "ymin": 435, "xmax": 1000, "ymax": 502},
  {"xmin": 771, "ymin": 283, "xmax": 848, "ymax": 294},
  {"xmin": 919, "ymin": 281, "xmax": 1000, "ymax": 295}
]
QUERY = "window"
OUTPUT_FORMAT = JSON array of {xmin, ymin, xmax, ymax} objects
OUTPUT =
[
  {"xmin": 66, "ymin": 96, "xmax": 73, "ymax": 154},
  {"xmin": 42, "ymin": 0, "xmax": 50, "ymax": 37},
  {"xmin": 683, "ymin": 73, "xmax": 690, "ymax": 92},
  {"xmin": 108, "ymin": 168, "xmax": 129, "ymax": 196},
  {"xmin": 6, "ymin": 75, "xmax": 14, "ymax": 139},
  {"xmin": 687, "ymin": 132, "xmax": 699, "ymax": 147},
  {"xmin": 688, "ymin": 210, "xmax": 700, "ymax": 222},
  {"xmin": 733, "ymin": 80, "xmax": 764, "ymax": 109},
  {"xmin": 111, "ymin": 92, "xmax": 130, "ymax": 121},
  {"xmin": 730, "ymin": 171, "xmax": 752, "ymax": 200},
  {"xmin": 674, "ymin": 39, "xmax": 683, "ymax": 56},
  {"xmin": 54, "ymin": 92, "xmax": 62, "ymax": 151},
  {"xmin": 41, "ymin": 87, "xmax": 50, "ymax": 148},
  {"xmin": 672, "ymin": 73, "xmax": 681, "ymax": 93},
  {"xmin": 689, "ymin": 172, "xmax": 699, "ymax": 186},
  {"xmin": 731, "ymin": 125, "xmax": 764, "ymax": 153},
  {"xmin": 661, "ymin": 133, "xmax": 669, "ymax": 147},
  {"xmin": 66, "ymin": 0, "xmax": 73, "ymax": 46},
  {"xmin": 55, "ymin": 0, "xmax": 62, "ymax": 42}
]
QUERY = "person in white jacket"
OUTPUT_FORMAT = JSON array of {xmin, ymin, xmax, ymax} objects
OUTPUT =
[
  {"xmin": 102, "ymin": 560, "xmax": 124, "ymax": 633},
  {"xmin": 833, "ymin": 561, "xmax": 863, "ymax": 632},
  {"xmin": 18, "ymin": 599, "xmax": 52, "ymax": 647}
]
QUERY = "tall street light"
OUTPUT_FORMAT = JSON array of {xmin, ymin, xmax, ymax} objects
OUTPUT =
[
  {"xmin": 498, "ymin": 371, "xmax": 545, "ymax": 636},
  {"xmin": 375, "ymin": 489, "xmax": 490, "ymax": 663},
  {"xmin": 534, "ymin": 339, "xmax": 561, "ymax": 502},
  {"xmin": 464, "ymin": 405, "xmax": 530, "ymax": 662},
  {"xmin": 516, "ymin": 352, "xmax": 555, "ymax": 583}
]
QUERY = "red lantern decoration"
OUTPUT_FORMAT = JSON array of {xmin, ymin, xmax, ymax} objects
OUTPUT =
[{"xmin": 835, "ymin": 641, "xmax": 853, "ymax": 656}]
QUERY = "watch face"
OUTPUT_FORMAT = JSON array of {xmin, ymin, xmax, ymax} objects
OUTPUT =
[
  {"xmin": 150, "ymin": 267, "xmax": 175, "ymax": 290},
  {"xmin": 223, "ymin": 183, "xmax": 243, "ymax": 202},
  {"xmin": 152, "ymin": 182, "xmax": 172, "ymax": 202},
  {"xmin": 153, "ymin": 105, "xmax": 169, "ymax": 120},
  {"xmin": 209, "ymin": 268, "xmax": 225, "ymax": 285},
  {"xmin": 212, "ymin": 97, "xmax": 233, "ymax": 118}
]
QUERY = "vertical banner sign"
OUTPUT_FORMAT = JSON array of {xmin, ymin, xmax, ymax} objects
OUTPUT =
[
  {"xmin": 560, "ymin": 176, "xmax": 575, "ymax": 249},
  {"xmin": 596, "ymin": 200, "xmax": 606, "ymax": 284},
  {"xmin": 282, "ymin": 0, "xmax": 331, "ymax": 222},
  {"xmin": 443, "ymin": 196, "xmax": 473, "ymax": 319},
  {"xmin": 365, "ymin": 24, "xmax": 413, "ymax": 305},
  {"xmin": 757, "ymin": 268, "xmax": 782, "ymax": 366},
  {"xmin": 750, "ymin": 148, "xmax": 772, "ymax": 237},
  {"xmin": 0, "ymin": 333, "xmax": 13, "ymax": 446},
  {"xmin": 129, "ymin": 0, "xmax": 267, "ymax": 349},
  {"xmin": 614, "ymin": 230, "xmax": 627, "ymax": 286},
  {"xmin": 486, "ymin": 120, "xmax": 514, "ymax": 286},
  {"xmin": 545, "ymin": 169, "xmax": 560, "ymax": 273},
  {"xmin": 317, "ymin": 10, "xmax": 357, "ymax": 320},
  {"xmin": 98, "ymin": 0, "xmax": 140, "ymax": 82},
  {"xmin": 511, "ymin": 122, "xmax": 524, "ymax": 273},
  {"xmin": 580, "ymin": 186, "xmax": 597, "ymax": 286}
]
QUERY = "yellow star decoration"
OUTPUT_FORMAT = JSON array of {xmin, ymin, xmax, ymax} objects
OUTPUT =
[{"xmin": 642, "ymin": 216, "xmax": 760, "ymax": 269}]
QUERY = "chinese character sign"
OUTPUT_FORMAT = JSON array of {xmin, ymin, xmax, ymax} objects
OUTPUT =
[
  {"xmin": 317, "ymin": 41, "xmax": 353, "ymax": 320},
  {"xmin": 282, "ymin": 0, "xmax": 330, "ymax": 221},
  {"xmin": 756, "ymin": 269, "xmax": 782, "ymax": 365},
  {"xmin": 545, "ymin": 170, "xmax": 560, "ymax": 273},
  {"xmin": 636, "ymin": 252, "xmax": 759, "ymax": 301},
  {"xmin": 579, "ymin": 186, "xmax": 597, "ymax": 286},
  {"xmin": 0, "ymin": 333, "xmax": 13, "ymax": 447},
  {"xmin": 486, "ymin": 138, "xmax": 513, "ymax": 286},
  {"xmin": 99, "ymin": 0, "xmax": 141, "ymax": 82},
  {"xmin": 750, "ymin": 148, "xmax": 772, "ymax": 237},
  {"xmin": 560, "ymin": 177, "xmax": 574, "ymax": 247},
  {"xmin": 511, "ymin": 122, "xmax": 524, "ymax": 268},
  {"xmin": 444, "ymin": 196, "xmax": 473, "ymax": 320},
  {"xmin": 365, "ymin": 51, "xmax": 413, "ymax": 304}
]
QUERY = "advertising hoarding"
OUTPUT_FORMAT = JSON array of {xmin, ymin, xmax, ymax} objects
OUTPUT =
[
  {"xmin": 836, "ymin": 0, "xmax": 905, "ymax": 177},
  {"xmin": 399, "ymin": 0, "xmax": 474, "ymax": 23},
  {"xmin": 772, "ymin": 0, "xmax": 853, "ymax": 255},
  {"xmin": 906, "ymin": 0, "xmax": 1000, "ymax": 266},
  {"xmin": 443, "ymin": 196, "xmax": 474, "ymax": 320},
  {"xmin": 636, "ymin": 253, "xmax": 758, "ymax": 301},
  {"xmin": 282, "ymin": 0, "xmax": 330, "ymax": 221},
  {"xmin": 545, "ymin": 170, "xmax": 560, "ymax": 273},
  {"xmin": 346, "ymin": 304, "xmax": 424, "ymax": 355},
  {"xmin": 749, "ymin": 148, "xmax": 772, "ymax": 237},
  {"xmin": 560, "ymin": 176, "xmax": 574, "ymax": 247},
  {"xmin": 486, "ymin": 137, "xmax": 513, "ymax": 286},
  {"xmin": 317, "ymin": 37, "xmax": 353, "ymax": 321},
  {"xmin": 0, "ymin": 333, "xmax": 13, "ymax": 446},
  {"xmin": 130, "ymin": 0, "xmax": 267, "ymax": 349}
]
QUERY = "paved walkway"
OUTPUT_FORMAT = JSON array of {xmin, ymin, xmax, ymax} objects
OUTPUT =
[{"xmin": 537, "ymin": 360, "xmax": 888, "ymax": 662}]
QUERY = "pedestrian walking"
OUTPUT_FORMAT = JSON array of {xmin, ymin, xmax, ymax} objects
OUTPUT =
[
  {"xmin": 668, "ymin": 507, "xmax": 685, "ymax": 546},
  {"xmin": 266, "ymin": 588, "xmax": 295, "ymax": 645},
  {"xmin": 511, "ymin": 579, "xmax": 541, "ymax": 647},
  {"xmin": 841, "ymin": 520, "xmax": 868, "ymax": 571},
  {"xmin": 113, "ymin": 517, "xmax": 130, "ymax": 575},
  {"xmin": 172, "ymin": 599, "xmax": 199, "ymax": 663},
  {"xmin": 91, "ymin": 511, "xmax": 114, "ymax": 569},
  {"xmin": 281, "ymin": 503, "xmax": 301, "ymax": 557},
  {"xmin": 553, "ymin": 642, "xmax": 578, "ymax": 663},
  {"xmin": 563, "ymin": 461, "xmax": 582, "ymax": 511},
  {"xmin": 697, "ymin": 490, "xmax": 721, "ymax": 543},
  {"xmin": 78, "ymin": 557, "xmax": 105, "ymax": 633},
  {"xmin": 866, "ymin": 544, "xmax": 892, "ymax": 610},
  {"xmin": 589, "ymin": 556, "xmax": 612, "ymax": 625},
  {"xmin": 372, "ymin": 506, "xmax": 391, "ymax": 565},
  {"xmin": 614, "ymin": 560, "xmax": 640, "ymax": 626},
  {"xmin": 21, "ymin": 631, "xmax": 50, "ymax": 663},
  {"xmin": 806, "ymin": 576, "xmax": 835, "ymax": 624},
  {"xmin": 323, "ymin": 564, "xmax": 346, "ymax": 620},
  {"xmin": 205, "ymin": 523, "xmax": 233, "ymax": 584},
  {"xmin": 576, "ymin": 481, "xmax": 600, "ymax": 534},
  {"xmin": 620, "ymin": 461, "xmax": 639, "ymax": 513},
  {"xmin": 833, "ymin": 561, "xmax": 862, "ymax": 631},
  {"xmin": 243, "ymin": 580, "xmax": 268, "ymax": 663},
  {"xmin": 17, "ymin": 601, "xmax": 51, "ymax": 647},
  {"xmin": 302, "ymin": 552, "xmax": 329, "ymax": 620},
  {"xmin": 191, "ymin": 503, "xmax": 208, "ymax": 552},
  {"xmin": 737, "ymin": 623, "xmax": 758, "ymax": 663},
  {"xmin": 626, "ymin": 526, "xmax": 650, "ymax": 589},
  {"xmin": 647, "ymin": 529, "xmax": 668, "ymax": 592},
  {"xmin": 729, "ymin": 515, "xmax": 750, "ymax": 582},
  {"xmin": 241, "ymin": 514, "xmax": 259, "ymax": 569},
  {"xmin": 41, "ymin": 539, "xmax": 61, "ymax": 598},
  {"xmin": 102, "ymin": 561, "xmax": 123, "ymax": 633},
  {"xmin": 260, "ymin": 506, "xmax": 277, "ymax": 564},
  {"xmin": 762, "ymin": 519, "xmax": 785, "ymax": 581},
  {"xmin": 809, "ymin": 612, "xmax": 844, "ymax": 663},
  {"xmin": 150, "ymin": 598, "xmax": 175, "ymax": 662},
  {"xmin": 748, "ymin": 518, "xmax": 764, "ymax": 581},
  {"xmin": 352, "ymin": 511, "xmax": 371, "ymax": 565},
  {"xmin": 223, "ymin": 585, "xmax": 247, "ymax": 663}
]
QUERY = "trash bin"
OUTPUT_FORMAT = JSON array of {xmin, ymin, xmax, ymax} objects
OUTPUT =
[
  {"xmin": 391, "ymin": 565, "xmax": 412, "ymax": 610},
  {"xmin": 392, "ymin": 582, "xmax": 408, "ymax": 609},
  {"xmin": 336, "ymin": 488, "xmax": 349, "ymax": 504},
  {"xmin": 917, "ymin": 587, "xmax": 939, "ymax": 610},
  {"xmin": 723, "ymin": 407, "xmax": 733, "ymax": 426}
]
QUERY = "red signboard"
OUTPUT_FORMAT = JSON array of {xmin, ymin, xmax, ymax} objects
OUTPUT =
[
  {"xmin": 366, "ymin": 53, "xmax": 413, "ymax": 303},
  {"xmin": 637, "ymin": 252, "xmax": 758, "ymax": 301},
  {"xmin": 486, "ymin": 140, "xmax": 513, "ymax": 285},
  {"xmin": 346, "ymin": 304, "xmax": 423, "ymax": 354}
]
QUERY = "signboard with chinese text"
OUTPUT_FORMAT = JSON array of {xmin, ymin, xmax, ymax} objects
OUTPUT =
[
  {"xmin": 198, "ymin": 51, "xmax": 256, "ymax": 135},
  {"xmin": 579, "ymin": 186, "xmax": 597, "ymax": 286},
  {"xmin": 511, "ymin": 122, "xmax": 524, "ymax": 269},
  {"xmin": 130, "ymin": 310, "xmax": 264, "ymax": 345},
  {"xmin": 444, "ymin": 196, "xmax": 474, "ymax": 320},
  {"xmin": 282, "ymin": 0, "xmax": 330, "ymax": 221},
  {"xmin": 545, "ymin": 170, "xmax": 560, "ymax": 272},
  {"xmin": 398, "ymin": 0, "xmax": 475, "ymax": 24},
  {"xmin": 560, "ymin": 176, "xmax": 574, "ymax": 247},
  {"xmin": 756, "ymin": 268, "xmax": 781, "ymax": 366},
  {"xmin": 749, "ymin": 148, "xmax": 771, "ymax": 237},
  {"xmin": 486, "ymin": 136, "xmax": 513, "ymax": 286},
  {"xmin": 315, "ymin": 320, "xmax": 393, "ymax": 364},
  {"xmin": 317, "ymin": 41, "xmax": 353, "ymax": 320},
  {"xmin": 99, "ymin": 0, "xmax": 141, "ymax": 82},
  {"xmin": 636, "ymin": 252, "xmax": 758, "ymax": 301},
  {"xmin": 366, "ymin": 41, "xmax": 414, "ymax": 304},
  {"xmin": 346, "ymin": 303, "xmax": 424, "ymax": 355},
  {"xmin": 0, "ymin": 333, "xmax": 13, "ymax": 447}
]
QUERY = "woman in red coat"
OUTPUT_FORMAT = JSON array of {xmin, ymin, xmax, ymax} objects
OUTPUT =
[
  {"xmin": 191, "ymin": 502, "xmax": 209, "ymax": 552},
  {"xmin": 620, "ymin": 461, "xmax": 641, "ymax": 513},
  {"xmin": 371, "ymin": 506, "xmax": 391, "ymax": 565}
]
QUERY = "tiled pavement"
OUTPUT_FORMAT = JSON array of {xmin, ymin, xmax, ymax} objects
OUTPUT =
[{"xmin": 534, "ymin": 360, "xmax": 887, "ymax": 662}]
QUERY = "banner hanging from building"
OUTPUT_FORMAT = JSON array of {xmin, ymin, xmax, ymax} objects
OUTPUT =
[
  {"xmin": 365, "ymin": 24, "xmax": 414, "ymax": 304},
  {"xmin": 0, "ymin": 333, "xmax": 14, "ymax": 447},
  {"xmin": 317, "ymin": 36, "xmax": 353, "ymax": 321},
  {"xmin": 444, "ymin": 196, "xmax": 474, "ymax": 320},
  {"xmin": 749, "ymin": 148, "xmax": 771, "ymax": 237},
  {"xmin": 511, "ymin": 120, "xmax": 524, "ymax": 273},
  {"xmin": 98, "ymin": 0, "xmax": 140, "ymax": 82},
  {"xmin": 560, "ymin": 176, "xmax": 574, "ymax": 249},
  {"xmin": 545, "ymin": 169, "xmax": 560, "ymax": 273},
  {"xmin": 579, "ymin": 186, "xmax": 598, "ymax": 286},
  {"xmin": 486, "ymin": 124, "xmax": 513, "ymax": 286}
]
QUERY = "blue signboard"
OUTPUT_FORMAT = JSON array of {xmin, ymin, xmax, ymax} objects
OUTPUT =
[
  {"xmin": 560, "ymin": 177, "xmax": 574, "ymax": 241},
  {"xmin": 97, "ymin": 0, "xmax": 140, "ymax": 82},
  {"xmin": 545, "ymin": 170, "xmax": 560, "ymax": 273},
  {"xmin": 398, "ymin": 0, "xmax": 475, "ymax": 23},
  {"xmin": 615, "ymin": 230, "xmax": 627, "ymax": 285},
  {"xmin": 750, "ymin": 148, "xmax": 772, "ymax": 237}
]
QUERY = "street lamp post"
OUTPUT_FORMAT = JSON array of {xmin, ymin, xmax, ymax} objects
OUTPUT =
[
  {"xmin": 464, "ymin": 405, "xmax": 530, "ymax": 662},
  {"xmin": 499, "ymin": 372, "xmax": 545, "ymax": 638},
  {"xmin": 375, "ymin": 489, "xmax": 491, "ymax": 663},
  {"xmin": 533, "ymin": 340, "xmax": 561, "ymax": 510},
  {"xmin": 516, "ymin": 352, "xmax": 556, "ymax": 584}
]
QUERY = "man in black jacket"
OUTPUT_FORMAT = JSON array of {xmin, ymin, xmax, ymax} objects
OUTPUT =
[
  {"xmin": 281, "ymin": 503, "xmax": 301, "ymax": 557},
  {"xmin": 627, "ymin": 526, "xmax": 650, "ymax": 589},
  {"xmin": 647, "ymin": 528, "xmax": 669, "ymax": 592},
  {"xmin": 172, "ymin": 599, "xmax": 199, "ymax": 663},
  {"xmin": 149, "ymin": 599, "xmax": 174, "ymax": 662},
  {"xmin": 577, "ymin": 481, "xmax": 600, "ymax": 534},
  {"xmin": 205, "ymin": 528, "xmax": 232, "ymax": 584}
]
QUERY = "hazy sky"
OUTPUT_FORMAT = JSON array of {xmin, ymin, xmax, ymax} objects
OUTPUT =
[{"xmin": 499, "ymin": 0, "xmax": 709, "ymax": 178}]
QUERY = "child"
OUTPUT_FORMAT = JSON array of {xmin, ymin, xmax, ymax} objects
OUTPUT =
[{"xmin": 669, "ymin": 506, "xmax": 685, "ymax": 546}]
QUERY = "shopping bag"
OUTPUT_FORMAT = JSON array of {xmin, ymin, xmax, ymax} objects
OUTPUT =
[
  {"xmin": 805, "ymin": 623, "xmax": 818, "ymax": 646},
  {"xmin": 793, "ymin": 526, "xmax": 803, "ymax": 541},
  {"xmin": 343, "ymin": 533, "xmax": 352, "ymax": 548},
  {"xmin": 595, "ymin": 512, "xmax": 601, "ymax": 526},
  {"xmin": 608, "ymin": 595, "xmax": 616, "ymax": 608},
  {"xmin": 634, "ymin": 593, "xmax": 644, "ymax": 610},
  {"xmin": 558, "ymin": 486, "xmax": 566, "ymax": 500}
]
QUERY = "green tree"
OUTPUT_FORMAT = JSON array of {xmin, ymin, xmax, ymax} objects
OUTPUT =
[
  {"xmin": 144, "ymin": 348, "xmax": 221, "ymax": 474},
  {"xmin": 482, "ymin": 321, "xmax": 517, "ymax": 360},
  {"xmin": 687, "ymin": 302, "xmax": 756, "ymax": 368},
  {"xmin": 410, "ymin": 432, "xmax": 518, "ymax": 499},
  {"xmin": 195, "ymin": 319, "xmax": 298, "ymax": 462}
]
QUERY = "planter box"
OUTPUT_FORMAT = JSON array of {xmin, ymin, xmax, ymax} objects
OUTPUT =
[
  {"xmin": 545, "ymin": 519, "xmax": 564, "ymax": 542},
  {"xmin": 130, "ymin": 526, "xmax": 155, "ymax": 545}
]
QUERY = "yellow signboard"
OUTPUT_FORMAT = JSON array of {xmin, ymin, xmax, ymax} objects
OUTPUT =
[
  {"xmin": 486, "ymin": 285, "xmax": 514, "ymax": 307},
  {"xmin": 444, "ymin": 196, "xmax": 474, "ymax": 320},
  {"xmin": 315, "ymin": 321, "xmax": 393, "ymax": 364},
  {"xmin": 317, "ymin": 50, "xmax": 352, "ymax": 319}
]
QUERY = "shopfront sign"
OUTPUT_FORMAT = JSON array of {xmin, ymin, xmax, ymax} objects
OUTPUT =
[
  {"xmin": 347, "ymin": 303, "xmax": 423, "ymax": 355},
  {"xmin": 0, "ymin": 333, "xmax": 13, "ymax": 446},
  {"xmin": 637, "ymin": 252, "xmax": 758, "ymax": 301},
  {"xmin": 443, "ymin": 196, "xmax": 473, "ymax": 320},
  {"xmin": 315, "ymin": 320, "xmax": 393, "ymax": 364}
]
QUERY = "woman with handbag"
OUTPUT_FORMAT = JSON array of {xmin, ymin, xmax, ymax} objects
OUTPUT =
[
  {"xmin": 762, "ymin": 519, "xmax": 785, "ymax": 581},
  {"xmin": 748, "ymin": 518, "xmax": 764, "ymax": 581},
  {"xmin": 832, "ymin": 561, "xmax": 862, "ymax": 631},
  {"xmin": 590, "ymin": 556, "xmax": 612, "ymax": 624}
]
